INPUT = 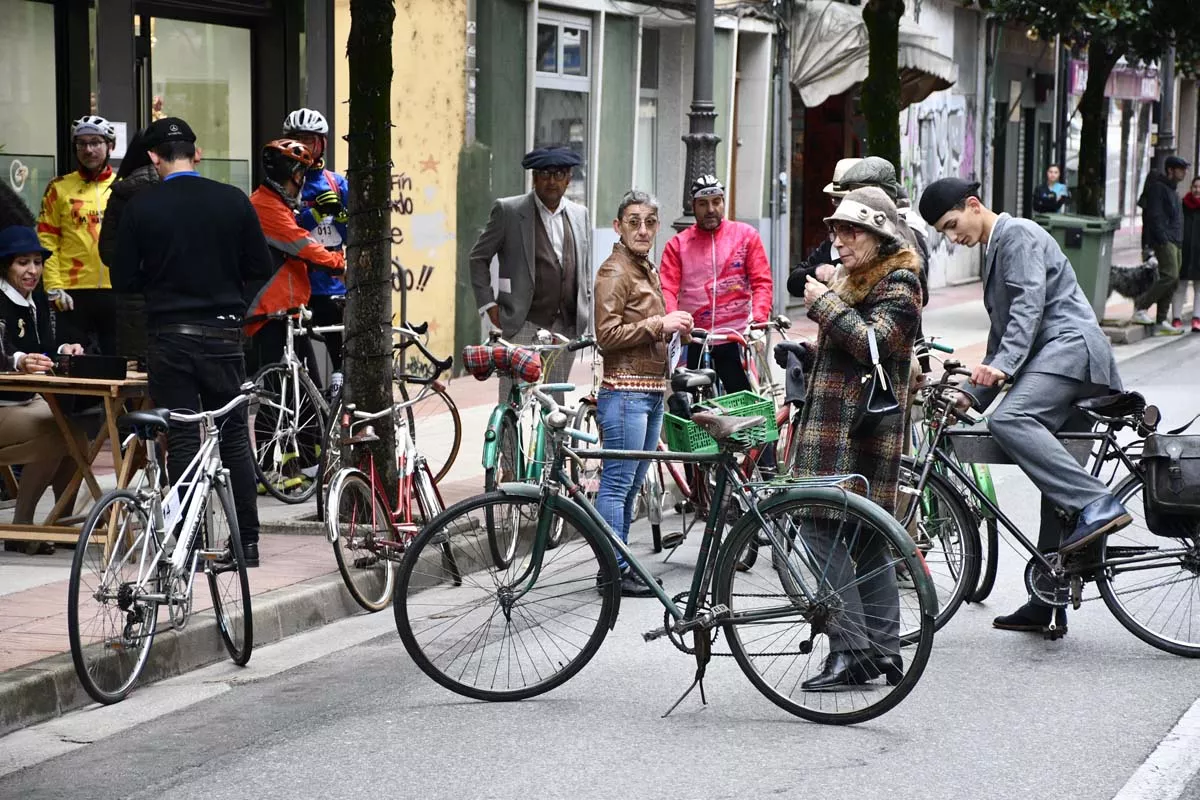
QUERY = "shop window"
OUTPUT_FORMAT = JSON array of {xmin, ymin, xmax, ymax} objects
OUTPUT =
[
  {"xmin": 0, "ymin": 0, "xmax": 58, "ymax": 212},
  {"xmin": 534, "ymin": 11, "xmax": 592, "ymax": 206},
  {"xmin": 634, "ymin": 28, "xmax": 659, "ymax": 196}
]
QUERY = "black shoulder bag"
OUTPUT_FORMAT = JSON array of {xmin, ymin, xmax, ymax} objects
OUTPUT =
[{"xmin": 849, "ymin": 324, "xmax": 901, "ymax": 438}]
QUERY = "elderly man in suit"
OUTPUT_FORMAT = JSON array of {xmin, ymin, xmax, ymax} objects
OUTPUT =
[
  {"xmin": 469, "ymin": 146, "xmax": 593, "ymax": 403},
  {"xmin": 920, "ymin": 177, "xmax": 1130, "ymax": 634}
]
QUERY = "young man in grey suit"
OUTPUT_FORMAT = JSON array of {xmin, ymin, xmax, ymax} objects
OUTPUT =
[
  {"xmin": 468, "ymin": 146, "xmax": 593, "ymax": 403},
  {"xmin": 920, "ymin": 178, "xmax": 1131, "ymax": 634}
]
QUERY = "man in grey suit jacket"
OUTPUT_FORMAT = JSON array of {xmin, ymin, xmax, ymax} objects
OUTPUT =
[
  {"xmin": 468, "ymin": 146, "xmax": 593, "ymax": 402},
  {"xmin": 921, "ymin": 178, "xmax": 1131, "ymax": 633}
]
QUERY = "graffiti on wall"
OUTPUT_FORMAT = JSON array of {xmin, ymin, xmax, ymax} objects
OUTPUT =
[{"xmin": 900, "ymin": 93, "xmax": 979, "ymax": 283}]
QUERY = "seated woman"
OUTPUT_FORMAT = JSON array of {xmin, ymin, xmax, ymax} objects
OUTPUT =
[{"xmin": 0, "ymin": 223, "xmax": 86, "ymax": 554}]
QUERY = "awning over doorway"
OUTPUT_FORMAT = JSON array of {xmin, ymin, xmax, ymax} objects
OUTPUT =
[{"xmin": 790, "ymin": 0, "xmax": 958, "ymax": 108}]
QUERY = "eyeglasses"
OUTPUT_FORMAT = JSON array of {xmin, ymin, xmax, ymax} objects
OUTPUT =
[
  {"xmin": 827, "ymin": 222, "xmax": 863, "ymax": 242},
  {"xmin": 533, "ymin": 168, "xmax": 571, "ymax": 180},
  {"xmin": 621, "ymin": 216, "xmax": 659, "ymax": 230},
  {"xmin": 75, "ymin": 138, "xmax": 108, "ymax": 150}
]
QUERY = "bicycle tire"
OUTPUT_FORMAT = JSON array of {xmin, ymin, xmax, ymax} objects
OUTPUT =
[
  {"xmin": 329, "ymin": 469, "xmax": 399, "ymax": 612},
  {"xmin": 399, "ymin": 381, "xmax": 462, "ymax": 485},
  {"xmin": 484, "ymin": 414, "xmax": 521, "ymax": 568},
  {"xmin": 251, "ymin": 363, "xmax": 325, "ymax": 504},
  {"xmin": 898, "ymin": 457, "xmax": 981, "ymax": 640},
  {"xmin": 205, "ymin": 479, "xmax": 253, "ymax": 665},
  {"xmin": 971, "ymin": 517, "xmax": 1000, "ymax": 603},
  {"xmin": 316, "ymin": 389, "xmax": 345, "ymax": 523},
  {"xmin": 67, "ymin": 490, "xmax": 159, "ymax": 705},
  {"xmin": 715, "ymin": 489, "xmax": 936, "ymax": 724},
  {"xmin": 570, "ymin": 401, "xmax": 602, "ymax": 504},
  {"xmin": 394, "ymin": 490, "xmax": 620, "ymax": 702},
  {"xmin": 1097, "ymin": 474, "xmax": 1200, "ymax": 657}
]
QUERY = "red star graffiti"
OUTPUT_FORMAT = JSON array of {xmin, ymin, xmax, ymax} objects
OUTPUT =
[{"xmin": 419, "ymin": 156, "xmax": 439, "ymax": 173}]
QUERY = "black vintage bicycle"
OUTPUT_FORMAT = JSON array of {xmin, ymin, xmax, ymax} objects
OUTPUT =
[{"xmin": 900, "ymin": 359, "xmax": 1200, "ymax": 656}]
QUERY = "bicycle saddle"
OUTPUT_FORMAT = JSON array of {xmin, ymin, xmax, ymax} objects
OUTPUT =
[
  {"xmin": 670, "ymin": 368, "xmax": 717, "ymax": 392},
  {"xmin": 691, "ymin": 411, "xmax": 762, "ymax": 450},
  {"xmin": 120, "ymin": 409, "xmax": 172, "ymax": 437},
  {"xmin": 1074, "ymin": 391, "xmax": 1145, "ymax": 420}
]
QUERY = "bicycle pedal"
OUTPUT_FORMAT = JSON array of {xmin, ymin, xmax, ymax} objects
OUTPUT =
[
  {"xmin": 661, "ymin": 531, "xmax": 686, "ymax": 550},
  {"xmin": 642, "ymin": 626, "xmax": 669, "ymax": 642}
]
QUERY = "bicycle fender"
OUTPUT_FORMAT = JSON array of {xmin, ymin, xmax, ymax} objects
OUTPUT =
[
  {"xmin": 324, "ymin": 468, "xmax": 370, "ymax": 544},
  {"xmin": 482, "ymin": 406, "xmax": 518, "ymax": 471},
  {"xmin": 968, "ymin": 463, "xmax": 998, "ymax": 518},
  {"xmin": 497, "ymin": 481, "xmax": 623, "ymax": 628},
  {"xmin": 721, "ymin": 486, "xmax": 939, "ymax": 618}
]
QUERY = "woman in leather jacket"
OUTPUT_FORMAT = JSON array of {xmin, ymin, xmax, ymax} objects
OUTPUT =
[{"xmin": 592, "ymin": 191, "xmax": 692, "ymax": 597}]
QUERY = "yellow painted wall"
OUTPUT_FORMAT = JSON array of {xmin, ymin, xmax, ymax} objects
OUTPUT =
[{"xmin": 333, "ymin": 0, "xmax": 467, "ymax": 369}]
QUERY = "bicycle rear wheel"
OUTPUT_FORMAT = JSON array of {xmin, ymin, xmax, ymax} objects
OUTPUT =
[
  {"xmin": 399, "ymin": 381, "xmax": 462, "ymax": 484},
  {"xmin": 395, "ymin": 491, "xmax": 619, "ymax": 702},
  {"xmin": 329, "ymin": 469, "xmax": 399, "ymax": 612},
  {"xmin": 898, "ymin": 457, "xmax": 980, "ymax": 639},
  {"xmin": 204, "ymin": 480, "xmax": 253, "ymax": 665},
  {"xmin": 68, "ymin": 490, "xmax": 159, "ymax": 705},
  {"xmin": 1097, "ymin": 474, "xmax": 1200, "ymax": 657},
  {"xmin": 715, "ymin": 490, "xmax": 936, "ymax": 724},
  {"xmin": 484, "ymin": 414, "xmax": 521, "ymax": 568},
  {"xmin": 251, "ymin": 363, "xmax": 324, "ymax": 504}
]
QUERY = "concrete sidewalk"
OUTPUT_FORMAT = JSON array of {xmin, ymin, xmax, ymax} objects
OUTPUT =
[{"xmin": 1, "ymin": 230, "xmax": 1192, "ymax": 736}]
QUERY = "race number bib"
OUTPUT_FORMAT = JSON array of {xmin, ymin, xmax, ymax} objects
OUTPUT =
[
  {"xmin": 313, "ymin": 217, "xmax": 343, "ymax": 248},
  {"xmin": 668, "ymin": 332, "xmax": 682, "ymax": 370}
]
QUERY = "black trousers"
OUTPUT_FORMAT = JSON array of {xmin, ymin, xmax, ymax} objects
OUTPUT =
[
  {"xmin": 686, "ymin": 342, "xmax": 752, "ymax": 394},
  {"xmin": 147, "ymin": 330, "xmax": 260, "ymax": 545},
  {"xmin": 55, "ymin": 289, "xmax": 118, "ymax": 356},
  {"xmin": 245, "ymin": 319, "xmax": 316, "ymax": 383},
  {"xmin": 307, "ymin": 294, "xmax": 344, "ymax": 375}
]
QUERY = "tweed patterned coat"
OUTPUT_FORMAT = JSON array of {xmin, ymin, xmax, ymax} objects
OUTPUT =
[{"xmin": 794, "ymin": 248, "xmax": 922, "ymax": 514}]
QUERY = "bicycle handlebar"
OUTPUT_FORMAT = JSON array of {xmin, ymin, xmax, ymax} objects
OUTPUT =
[
  {"xmin": 170, "ymin": 383, "xmax": 255, "ymax": 424},
  {"xmin": 530, "ymin": 386, "xmax": 597, "ymax": 444}
]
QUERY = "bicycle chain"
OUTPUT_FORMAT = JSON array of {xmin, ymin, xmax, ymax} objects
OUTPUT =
[{"xmin": 660, "ymin": 592, "xmax": 824, "ymax": 658}]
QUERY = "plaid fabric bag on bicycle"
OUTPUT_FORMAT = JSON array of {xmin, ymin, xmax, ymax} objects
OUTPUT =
[
  {"xmin": 1141, "ymin": 433, "xmax": 1200, "ymax": 538},
  {"xmin": 461, "ymin": 344, "xmax": 542, "ymax": 383}
]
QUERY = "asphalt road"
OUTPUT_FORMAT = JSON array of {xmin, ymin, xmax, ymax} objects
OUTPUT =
[{"xmin": 3, "ymin": 334, "xmax": 1200, "ymax": 800}]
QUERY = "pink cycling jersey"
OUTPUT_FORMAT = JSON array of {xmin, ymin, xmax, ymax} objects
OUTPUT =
[{"xmin": 659, "ymin": 220, "xmax": 773, "ymax": 331}]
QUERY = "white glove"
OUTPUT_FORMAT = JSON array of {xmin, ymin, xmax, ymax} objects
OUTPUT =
[{"xmin": 48, "ymin": 289, "xmax": 74, "ymax": 312}]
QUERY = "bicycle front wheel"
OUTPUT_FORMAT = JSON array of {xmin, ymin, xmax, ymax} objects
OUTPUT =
[
  {"xmin": 204, "ymin": 480, "xmax": 253, "ymax": 665},
  {"xmin": 484, "ymin": 414, "xmax": 521, "ymax": 568},
  {"xmin": 715, "ymin": 490, "xmax": 936, "ymax": 725},
  {"xmin": 68, "ymin": 490, "xmax": 159, "ymax": 705},
  {"xmin": 570, "ymin": 401, "xmax": 602, "ymax": 504},
  {"xmin": 251, "ymin": 363, "xmax": 324, "ymax": 504},
  {"xmin": 395, "ymin": 491, "xmax": 620, "ymax": 702},
  {"xmin": 399, "ymin": 381, "xmax": 462, "ymax": 484},
  {"xmin": 316, "ymin": 389, "xmax": 345, "ymax": 523},
  {"xmin": 329, "ymin": 469, "xmax": 399, "ymax": 612},
  {"xmin": 1097, "ymin": 474, "xmax": 1200, "ymax": 657}
]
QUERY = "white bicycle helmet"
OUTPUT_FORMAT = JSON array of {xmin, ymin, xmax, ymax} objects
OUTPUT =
[
  {"xmin": 690, "ymin": 174, "xmax": 725, "ymax": 199},
  {"xmin": 71, "ymin": 115, "xmax": 116, "ymax": 142},
  {"xmin": 282, "ymin": 108, "xmax": 329, "ymax": 136}
]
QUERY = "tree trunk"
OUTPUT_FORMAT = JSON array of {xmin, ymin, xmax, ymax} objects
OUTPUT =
[
  {"xmin": 863, "ymin": 0, "xmax": 904, "ymax": 173},
  {"xmin": 345, "ymin": 0, "xmax": 396, "ymax": 503},
  {"xmin": 1075, "ymin": 42, "xmax": 1119, "ymax": 217}
]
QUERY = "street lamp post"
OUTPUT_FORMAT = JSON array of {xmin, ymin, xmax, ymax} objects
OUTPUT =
[
  {"xmin": 1156, "ymin": 44, "xmax": 1177, "ymax": 168},
  {"xmin": 674, "ymin": 0, "xmax": 721, "ymax": 232}
]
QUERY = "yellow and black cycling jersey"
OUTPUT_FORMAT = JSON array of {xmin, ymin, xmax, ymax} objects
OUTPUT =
[{"xmin": 36, "ymin": 167, "xmax": 116, "ymax": 291}]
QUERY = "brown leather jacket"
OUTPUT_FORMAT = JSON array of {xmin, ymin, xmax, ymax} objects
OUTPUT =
[{"xmin": 594, "ymin": 242, "xmax": 668, "ymax": 387}]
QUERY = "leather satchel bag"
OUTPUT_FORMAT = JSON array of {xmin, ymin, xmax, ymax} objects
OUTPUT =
[
  {"xmin": 1141, "ymin": 433, "xmax": 1200, "ymax": 538},
  {"xmin": 849, "ymin": 325, "xmax": 900, "ymax": 438}
]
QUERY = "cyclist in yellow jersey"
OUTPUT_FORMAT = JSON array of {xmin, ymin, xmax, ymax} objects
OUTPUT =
[{"xmin": 36, "ymin": 116, "xmax": 118, "ymax": 355}]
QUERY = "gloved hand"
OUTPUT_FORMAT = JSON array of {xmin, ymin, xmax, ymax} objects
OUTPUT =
[
  {"xmin": 48, "ymin": 289, "xmax": 74, "ymax": 312},
  {"xmin": 313, "ymin": 190, "xmax": 348, "ymax": 224}
]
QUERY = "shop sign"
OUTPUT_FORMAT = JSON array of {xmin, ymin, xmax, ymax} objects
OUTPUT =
[
  {"xmin": 1069, "ymin": 59, "xmax": 1160, "ymax": 100},
  {"xmin": 0, "ymin": 155, "xmax": 56, "ymax": 215}
]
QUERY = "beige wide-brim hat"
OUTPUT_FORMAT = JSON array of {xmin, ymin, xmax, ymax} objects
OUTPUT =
[
  {"xmin": 823, "ymin": 186, "xmax": 904, "ymax": 245},
  {"xmin": 822, "ymin": 157, "xmax": 864, "ymax": 197}
]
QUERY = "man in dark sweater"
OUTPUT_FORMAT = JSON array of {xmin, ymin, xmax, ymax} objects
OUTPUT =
[
  {"xmin": 112, "ymin": 117, "xmax": 273, "ymax": 566},
  {"xmin": 1133, "ymin": 155, "xmax": 1189, "ymax": 336}
]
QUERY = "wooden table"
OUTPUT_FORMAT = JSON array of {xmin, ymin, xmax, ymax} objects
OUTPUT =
[{"xmin": 0, "ymin": 371, "xmax": 149, "ymax": 543}]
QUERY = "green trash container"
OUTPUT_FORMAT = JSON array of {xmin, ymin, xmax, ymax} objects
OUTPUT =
[{"xmin": 1034, "ymin": 212, "xmax": 1122, "ymax": 320}]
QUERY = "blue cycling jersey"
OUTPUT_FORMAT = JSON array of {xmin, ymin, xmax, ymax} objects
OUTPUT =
[{"xmin": 299, "ymin": 167, "xmax": 349, "ymax": 296}]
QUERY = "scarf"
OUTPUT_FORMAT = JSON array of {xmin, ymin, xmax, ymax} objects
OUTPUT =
[
  {"xmin": 828, "ymin": 247, "xmax": 921, "ymax": 306},
  {"xmin": 1183, "ymin": 192, "xmax": 1200, "ymax": 211}
]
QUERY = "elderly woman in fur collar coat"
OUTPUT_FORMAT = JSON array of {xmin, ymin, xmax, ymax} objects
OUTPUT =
[{"xmin": 794, "ymin": 186, "xmax": 923, "ymax": 691}]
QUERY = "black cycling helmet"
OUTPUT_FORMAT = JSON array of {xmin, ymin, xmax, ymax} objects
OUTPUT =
[{"xmin": 261, "ymin": 139, "xmax": 314, "ymax": 185}]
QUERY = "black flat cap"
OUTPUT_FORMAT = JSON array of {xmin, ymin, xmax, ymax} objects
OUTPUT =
[
  {"xmin": 1165, "ymin": 155, "xmax": 1191, "ymax": 170},
  {"xmin": 918, "ymin": 177, "xmax": 981, "ymax": 226},
  {"xmin": 143, "ymin": 117, "xmax": 197, "ymax": 148},
  {"xmin": 521, "ymin": 146, "xmax": 582, "ymax": 170}
]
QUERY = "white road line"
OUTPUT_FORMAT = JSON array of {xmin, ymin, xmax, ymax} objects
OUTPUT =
[
  {"xmin": 0, "ymin": 610, "xmax": 396, "ymax": 779},
  {"xmin": 1113, "ymin": 694, "xmax": 1200, "ymax": 800}
]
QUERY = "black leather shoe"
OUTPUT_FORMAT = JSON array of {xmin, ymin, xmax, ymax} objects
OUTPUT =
[
  {"xmin": 618, "ymin": 567, "xmax": 656, "ymax": 597},
  {"xmin": 1059, "ymin": 495, "xmax": 1131, "ymax": 554},
  {"xmin": 993, "ymin": 601, "xmax": 1067, "ymax": 634},
  {"xmin": 869, "ymin": 654, "xmax": 904, "ymax": 686},
  {"xmin": 241, "ymin": 543, "xmax": 260, "ymax": 568},
  {"xmin": 801, "ymin": 651, "xmax": 877, "ymax": 691}
]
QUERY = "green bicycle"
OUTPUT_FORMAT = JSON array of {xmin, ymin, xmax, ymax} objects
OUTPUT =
[{"xmin": 395, "ymin": 385, "xmax": 938, "ymax": 725}]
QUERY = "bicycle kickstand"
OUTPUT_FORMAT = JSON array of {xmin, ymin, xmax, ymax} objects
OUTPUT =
[{"xmin": 661, "ymin": 632, "xmax": 712, "ymax": 718}]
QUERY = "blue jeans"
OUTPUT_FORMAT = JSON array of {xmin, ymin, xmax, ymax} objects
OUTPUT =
[{"xmin": 596, "ymin": 389, "xmax": 664, "ymax": 568}]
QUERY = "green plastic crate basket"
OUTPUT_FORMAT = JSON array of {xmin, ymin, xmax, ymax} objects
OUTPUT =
[{"xmin": 661, "ymin": 391, "xmax": 778, "ymax": 454}]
